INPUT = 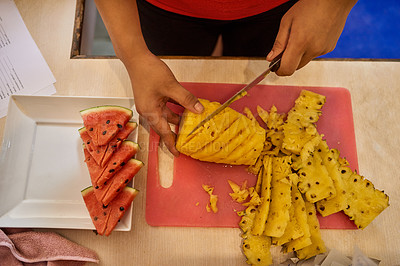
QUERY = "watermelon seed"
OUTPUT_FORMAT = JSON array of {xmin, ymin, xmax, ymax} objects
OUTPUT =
[
  {"xmin": 109, "ymin": 169, "xmax": 115, "ymax": 173},
  {"xmin": 103, "ymin": 204, "xmax": 108, "ymax": 209},
  {"xmin": 120, "ymin": 162, "xmax": 126, "ymax": 167},
  {"xmin": 95, "ymin": 186, "xmax": 99, "ymax": 189},
  {"xmin": 116, "ymin": 188, "xmax": 120, "ymax": 192},
  {"xmin": 106, "ymin": 120, "xmax": 110, "ymax": 124},
  {"xmin": 119, "ymin": 206, "xmax": 125, "ymax": 211},
  {"xmin": 102, "ymin": 131, "xmax": 107, "ymax": 135},
  {"xmin": 117, "ymin": 124, "xmax": 123, "ymax": 128},
  {"xmin": 113, "ymin": 162, "xmax": 117, "ymax": 165},
  {"xmin": 118, "ymin": 219, "xmax": 121, "ymax": 222},
  {"xmin": 94, "ymin": 216, "xmax": 98, "ymax": 221},
  {"xmin": 104, "ymin": 181, "xmax": 107, "ymax": 185},
  {"xmin": 87, "ymin": 141, "xmax": 90, "ymax": 144},
  {"xmin": 124, "ymin": 179, "xmax": 129, "ymax": 184},
  {"xmin": 89, "ymin": 128, "xmax": 93, "ymax": 131},
  {"xmin": 103, "ymin": 212, "xmax": 107, "ymax": 216}
]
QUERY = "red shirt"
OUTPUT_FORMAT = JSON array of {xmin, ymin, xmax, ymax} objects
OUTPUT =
[{"xmin": 145, "ymin": 0, "xmax": 290, "ymax": 20}]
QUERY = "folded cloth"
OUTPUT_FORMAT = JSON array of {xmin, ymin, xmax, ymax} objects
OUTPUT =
[{"xmin": 0, "ymin": 229, "xmax": 99, "ymax": 266}]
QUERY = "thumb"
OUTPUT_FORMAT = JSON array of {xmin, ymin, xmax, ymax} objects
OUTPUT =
[
  {"xmin": 169, "ymin": 84, "xmax": 204, "ymax": 114},
  {"xmin": 266, "ymin": 16, "xmax": 291, "ymax": 61}
]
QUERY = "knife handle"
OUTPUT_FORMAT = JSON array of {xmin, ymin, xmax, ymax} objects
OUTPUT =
[{"xmin": 269, "ymin": 51, "xmax": 283, "ymax": 72}]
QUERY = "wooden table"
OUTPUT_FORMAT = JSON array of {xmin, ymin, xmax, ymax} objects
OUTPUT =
[{"xmin": 3, "ymin": 1, "xmax": 399, "ymax": 265}]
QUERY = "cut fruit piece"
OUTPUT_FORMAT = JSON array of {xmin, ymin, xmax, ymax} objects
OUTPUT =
[
  {"xmin": 80, "ymin": 105, "xmax": 133, "ymax": 146},
  {"xmin": 79, "ymin": 122, "xmax": 137, "ymax": 166},
  {"xmin": 96, "ymin": 141, "xmax": 139, "ymax": 188},
  {"xmin": 83, "ymin": 140, "xmax": 139, "ymax": 189},
  {"xmin": 282, "ymin": 90, "xmax": 326, "ymax": 155},
  {"xmin": 81, "ymin": 186, "xmax": 138, "ymax": 236},
  {"xmin": 340, "ymin": 166, "xmax": 390, "ymax": 229},
  {"xmin": 94, "ymin": 158, "xmax": 143, "ymax": 206},
  {"xmin": 176, "ymin": 99, "xmax": 265, "ymax": 166}
]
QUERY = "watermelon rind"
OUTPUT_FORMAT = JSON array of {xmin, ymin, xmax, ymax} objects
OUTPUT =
[
  {"xmin": 80, "ymin": 105, "xmax": 133, "ymax": 118},
  {"xmin": 81, "ymin": 186, "xmax": 93, "ymax": 195}
]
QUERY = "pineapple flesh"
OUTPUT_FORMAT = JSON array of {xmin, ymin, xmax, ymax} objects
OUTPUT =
[{"xmin": 176, "ymin": 99, "xmax": 266, "ymax": 165}]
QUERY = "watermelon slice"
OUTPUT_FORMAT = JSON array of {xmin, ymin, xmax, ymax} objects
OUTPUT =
[
  {"xmin": 80, "ymin": 105, "xmax": 133, "ymax": 146},
  {"xmin": 94, "ymin": 158, "xmax": 144, "ymax": 206},
  {"xmin": 83, "ymin": 140, "xmax": 139, "ymax": 189},
  {"xmin": 81, "ymin": 186, "xmax": 138, "ymax": 236},
  {"xmin": 79, "ymin": 122, "xmax": 137, "ymax": 166},
  {"xmin": 97, "ymin": 141, "xmax": 139, "ymax": 188}
]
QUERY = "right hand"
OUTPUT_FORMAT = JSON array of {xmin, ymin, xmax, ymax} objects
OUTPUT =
[{"xmin": 125, "ymin": 52, "xmax": 204, "ymax": 156}]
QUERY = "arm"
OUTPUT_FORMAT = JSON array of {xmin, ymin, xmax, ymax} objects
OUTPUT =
[
  {"xmin": 94, "ymin": 0, "xmax": 204, "ymax": 156},
  {"xmin": 267, "ymin": 0, "xmax": 358, "ymax": 76}
]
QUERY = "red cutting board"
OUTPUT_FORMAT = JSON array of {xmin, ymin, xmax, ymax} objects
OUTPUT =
[{"xmin": 146, "ymin": 83, "xmax": 358, "ymax": 229}]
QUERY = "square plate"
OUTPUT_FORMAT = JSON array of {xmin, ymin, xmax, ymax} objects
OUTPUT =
[{"xmin": 0, "ymin": 95, "xmax": 139, "ymax": 231}]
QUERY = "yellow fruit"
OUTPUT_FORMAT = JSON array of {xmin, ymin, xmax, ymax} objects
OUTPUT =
[
  {"xmin": 176, "ymin": 99, "xmax": 266, "ymax": 165},
  {"xmin": 282, "ymin": 90, "xmax": 326, "ymax": 155},
  {"xmin": 340, "ymin": 166, "xmax": 389, "ymax": 229}
]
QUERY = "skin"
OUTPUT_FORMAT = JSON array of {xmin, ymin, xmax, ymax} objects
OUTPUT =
[{"xmin": 94, "ymin": 0, "xmax": 357, "ymax": 156}]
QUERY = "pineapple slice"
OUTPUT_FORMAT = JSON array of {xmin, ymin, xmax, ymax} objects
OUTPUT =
[
  {"xmin": 282, "ymin": 90, "xmax": 326, "ymax": 155},
  {"xmin": 295, "ymin": 201, "xmax": 326, "ymax": 260},
  {"xmin": 242, "ymin": 235, "xmax": 273, "ymax": 266},
  {"xmin": 281, "ymin": 190, "xmax": 312, "ymax": 253},
  {"xmin": 315, "ymin": 141, "xmax": 347, "ymax": 216},
  {"xmin": 340, "ymin": 166, "xmax": 389, "ymax": 229},
  {"xmin": 292, "ymin": 148, "xmax": 336, "ymax": 203},
  {"xmin": 263, "ymin": 156, "xmax": 292, "ymax": 238},
  {"xmin": 251, "ymin": 156, "xmax": 273, "ymax": 235},
  {"xmin": 176, "ymin": 99, "xmax": 266, "ymax": 165},
  {"xmin": 272, "ymin": 180, "xmax": 305, "ymax": 246}
]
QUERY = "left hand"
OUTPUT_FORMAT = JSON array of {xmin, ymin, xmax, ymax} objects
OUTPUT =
[{"xmin": 267, "ymin": 0, "xmax": 357, "ymax": 76}]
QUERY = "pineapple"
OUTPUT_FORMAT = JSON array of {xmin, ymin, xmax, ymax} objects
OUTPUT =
[
  {"xmin": 340, "ymin": 166, "xmax": 389, "ymax": 229},
  {"xmin": 251, "ymin": 156, "xmax": 273, "ymax": 235},
  {"xmin": 315, "ymin": 141, "xmax": 347, "ymax": 216},
  {"xmin": 295, "ymin": 201, "xmax": 326, "ymax": 260},
  {"xmin": 242, "ymin": 235, "xmax": 273, "ymax": 266},
  {"xmin": 282, "ymin": 90, "xmax": 326, "ymax": 155},
  {"xmin": 281, "ymin": 191, "xmax": 312, "ymax": 253},
  {"xmin": 292, "ymin": 146, "xmax": 336, "ymax": 203},
  {"xmin": 263, "ymin": 156, "xmax": 293, "ymax": 238},
  {"xmin": 272, "ymin": 181, "xmax": 305, "ymax": 246},
  {"xmin": 176, "ymin": 99, "xmax": 266, "ymax": 165}
]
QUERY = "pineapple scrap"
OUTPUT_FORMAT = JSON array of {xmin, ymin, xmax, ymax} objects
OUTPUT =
[
  {"xmin": 242, "ymin": 235, "xmax": 273, "ymax": 266},
  {"xmin": 295, "ymin": 201, "xmax": 326, "ymax": 260},
  {"xmin": 315, "ymin": 141, "xmax": 348, "ymax": 216},
  {"xmin": 282, "ymin": 90, "xmax": 326, "ymax": 155},
  {"xmin": 340, "ymin": 166, "xmax": 389, "ymax": 229},
  {"xmin": 202, "ymin": 184, "xmax": 218, "ymax": 213},
  {"xmin": 251, "ymin": 156, "xmax": 273, "ymax": 235},
  {"xmin": 272, "ymin": 180, "xmax": 305, "ymax": 246},
  {"xmin": 228, "ymin": 179, "xmax": 250, "ymax": 203},
  {"xmin": 263, "ymin": 156, "xmax": 293, "ymax": 238}
]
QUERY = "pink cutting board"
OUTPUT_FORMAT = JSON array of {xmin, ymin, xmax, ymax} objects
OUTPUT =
[{"xmin": 146, "ymin": 83, "xmax": 358, "ymax": 229}]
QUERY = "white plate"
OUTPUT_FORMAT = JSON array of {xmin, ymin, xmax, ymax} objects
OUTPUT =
[{"xmin": 0, "ymin": 95, "xmax": 139, "ymax": 231}]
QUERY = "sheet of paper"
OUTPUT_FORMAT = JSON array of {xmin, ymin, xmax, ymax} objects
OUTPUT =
[{"xmin": 0, "ymin": 0, "xmax": 56, "ymax": 118}]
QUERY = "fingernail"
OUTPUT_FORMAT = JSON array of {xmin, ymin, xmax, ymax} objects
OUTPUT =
[
  {"xmin": 194, "ymin": 102, "xmax": 204, "ymax": 113},
  {"xmin": 267, "ymin": 51, "xmax": 274, "ymax": 61}
]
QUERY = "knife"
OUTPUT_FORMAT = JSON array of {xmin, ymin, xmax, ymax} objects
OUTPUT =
[{"xmin": 187, "ymin": 52, "xmax": 283, "ymax": 137}]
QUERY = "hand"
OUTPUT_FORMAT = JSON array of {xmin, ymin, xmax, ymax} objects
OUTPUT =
[
  {"xmin": 125, "ymin": 52, "xmax": 204, "ymax": 156},
  {"xmin": 267, "ymin": 0, "xmax": 357, "ymax": 76}
]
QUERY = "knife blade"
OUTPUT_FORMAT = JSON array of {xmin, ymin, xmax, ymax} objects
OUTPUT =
[{"xmin": 186, "ymin": 52, "xmax": 283, "ymax": 137}]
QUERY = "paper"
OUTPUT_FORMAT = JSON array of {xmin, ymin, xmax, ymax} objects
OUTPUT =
[{"xmin": 0, "ymin": 0, "xmax": 56, "ymax": 118}]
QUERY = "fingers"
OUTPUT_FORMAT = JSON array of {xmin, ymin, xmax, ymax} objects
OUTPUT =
[
  {"xmin": 167, "ymin": 84, "xmax": 204, "ymax": 114},
  {"xmin": 266, "ymin": 13, "xmax": 291, "ymax": 62},
  {"xmin": 147, "ymin": 112, "xmax": 180, "ymax": 157}
]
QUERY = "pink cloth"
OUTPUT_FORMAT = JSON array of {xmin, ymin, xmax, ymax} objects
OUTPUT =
[{"xmin": 0, "ymin": 229, "xmax": 99, "ymax": 266}]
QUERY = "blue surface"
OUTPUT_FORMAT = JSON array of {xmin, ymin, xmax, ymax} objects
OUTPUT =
[{"xmin": 320, "ymin": 0, "xmax": 400, "ymax": 59}]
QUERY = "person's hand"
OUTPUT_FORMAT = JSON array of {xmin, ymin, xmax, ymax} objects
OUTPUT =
[
  {"xmin": 267, "ymin": 0, "xmax": 357, "ymax": 76},
  {"xmin": 125, "ymin": 52, "xmax": 204, "ymax": 156}
]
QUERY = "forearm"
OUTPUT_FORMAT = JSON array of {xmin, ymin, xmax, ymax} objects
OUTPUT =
[{"xmin": 94, "ymin": 0, "xmax": 150, "ymax": 65}]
